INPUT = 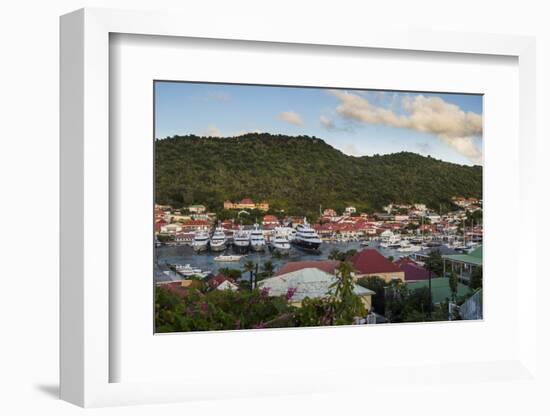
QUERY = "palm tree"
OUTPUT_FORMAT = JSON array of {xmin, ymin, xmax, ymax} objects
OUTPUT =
[
  {"xmin": 262, "ymin": 261, "xmax": 274, "ymax": 277},
  {"xmin": 244, "ymin": 260, "xmax": 255, "ymax": 289},
  {"xmin": 328, "ymin": 249, "xmax": 341, "ymax": 260},
  {"xmin": 449, "ymin": 271, "xmax": 458, "ymax": 302},
  {"xmin": 329, "ymin": 261, "xmax": 365, "ymax": 324}
]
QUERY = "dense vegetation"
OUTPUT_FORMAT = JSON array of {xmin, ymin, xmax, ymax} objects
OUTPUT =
[
  {"xmin": 155, "ymin": 133, "xmax": 482, "ymax": 218},
  {"xmin": 155, "ymin": 261, "xmax": 366, "ymax": 332}
]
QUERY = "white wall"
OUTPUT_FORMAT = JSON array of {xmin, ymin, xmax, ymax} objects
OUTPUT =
[{"xmin": 1, "ymin": 1, "xmax": 548, "ymax": 415}]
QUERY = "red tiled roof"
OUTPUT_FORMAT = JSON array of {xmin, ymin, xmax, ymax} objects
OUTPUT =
[
  {"xmin": 263, "ymin": 215, "xmax": 278, "ymax": 222},
  {"xmin": 207, "ymin": 274, "xmax": 236, "ymax": 288},
  {"xmin": 240, "ymin": 198, "xmax": 254, "ymax": 204},
  {"xmin": 398, "ymin": 263, "xmax": 430, "ymax": 282},
  {"xmin": 274, "ymin": 260, "xmax": 340, "ymax": 277},
  {"xmin": 183, "ymin": 220, "xmax": 209, "ymax": 226},
  {"xmin": 157, "ymin": 282, "xmax": 191, "ymax": 298},
  {"xmin": 394, "ymin": 257, "xmax": 418, "ymax": 267},
  {"xmin": 350, "ymin": 249, "xmax": 402, "ymax": 274}
]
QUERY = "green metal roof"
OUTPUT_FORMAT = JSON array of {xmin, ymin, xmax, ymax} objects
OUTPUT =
[
  {"xmin": 406, "ymin": 278, "xmax": 471, "ymax": 304},
  {"xmin": 442, "ymin": 246, "xmax": 483, "ymax": 266}
]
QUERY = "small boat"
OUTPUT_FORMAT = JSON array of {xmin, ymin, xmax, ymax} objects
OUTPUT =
[
  {"xmin": 175, "ymin": 264, "xmax": 211, "ymax": 278},
  {"xmin": 397, "ymin": 240, "xmax": 421, "ymax": 253},
  {"xmin": 214, "ymin": 255, "xmax": 245, "ymax": 262}
]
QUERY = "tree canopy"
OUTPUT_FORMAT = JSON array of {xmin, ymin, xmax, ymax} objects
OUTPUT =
[{"xmin": 155, "ymin": 133, "xmax": 482, "ymax": 218}]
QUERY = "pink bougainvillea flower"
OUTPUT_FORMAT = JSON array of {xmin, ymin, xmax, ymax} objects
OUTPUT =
[{"xmin": 286, "ymin": 287, "xmax": 297, "ymax": 300}]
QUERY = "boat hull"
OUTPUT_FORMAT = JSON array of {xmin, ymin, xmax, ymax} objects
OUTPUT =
[
  {"xmin": 292, "ymin": 239, "xmax": 321, "ymax": 251},
  {"xmin": 250, "ymin": 244, "xmax": 265, "ymax": 252},
  {"xmin": 210, "ymin": 243, "xmax": 227, "ymax": 252},
  {"xmin": 233, "ymin": 243, "xmax": 250, "ymax": 254},
  {"xmin": 193, "ymin": 244, "xmax": 209, "ymax": 253}
]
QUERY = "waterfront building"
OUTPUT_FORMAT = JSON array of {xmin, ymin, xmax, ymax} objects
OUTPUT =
[
  {"xmin": 155, "ymin": 219, "xmax": 167, "ymax": 234},
  {"xmin": 160, "ymin": 223, "xmax": 183, "ymax": 234},
  {"xmin": 262, "ymin": 215, "xmax": 279, "ymax": 226},
  {"xmin": 442, "ymin": 246, "xmax": 483, "ymax": 283},
  {"xmin": 180, "ymin": 219, "xmax": 210, "ymax": 232},
  {"xmin": 174, "ymin": 232, "xmax": 195, "ymax": 244},
  {"xmin": 350, "ymin": 249, "xmax": 405, "ymax": 283}
]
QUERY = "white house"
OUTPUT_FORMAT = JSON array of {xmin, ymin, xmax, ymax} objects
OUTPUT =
[
  {"xmin": 160, "ymin": 223, "xmax": 183, "ymax": 234},
  {"xmin": 258, "ymin": 267, "xmax": 375, "ymax": 310},
  {"xmin": 344, "ymin": 206, "xmax": 357, "ymax": 215}
]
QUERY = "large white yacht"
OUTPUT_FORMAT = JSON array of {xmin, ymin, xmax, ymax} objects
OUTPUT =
[
  {"xmin": 380, "ymin": 230, "xmax": 402, "ymax": 248},
  {"xmin": 291, "ymin": 218, "xmax": 321, "ymax": 251},
  {"xmin": 209, "ymin": 227, "xmax": 227, "ymax": 252},
  {"xmin": 191, "ymin": 231, "xmax": 210, "ymax": 253},
  {"xmin": 249, "ymin": 224, "xmax": 266, "ymax": 252},
  {"xmin": 270, "ymin": 232, "xmax": 291, "ymax": 255},
  {"xmin": 233, "ymin": 227, "xmax": 250, "ymax": 254}
]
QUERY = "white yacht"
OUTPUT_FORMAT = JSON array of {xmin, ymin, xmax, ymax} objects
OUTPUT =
[
  {"xmin": 214, "ymin": 254, "xmax": 245, "ymax": 262},
  {"xmin": 191, "ymin": 231, "xmax": 210, "ymax": 253},
  {"xmin": 292, "ymin": 218, "xmax": 322, "ymax": 251},
  {"xmin": 233, "ymin": 227, "xmax": 250, "ymax": 254},
  {"xmin": 209, "ymin": 227, "xmax": 227, "ymax": 252},
  {"xmin": 250, "ymin": 224, "xmax": 266, "ymax": 252},
  {"xmin": 273, "ymin": 226, "xmax": 296, "ymax": 242},
  {"xmin": 397, "ymin": 240, "xmax": 421, "ymax": 253},
  {"xmin": 270, "ymin": 232, "xmax": 290, "ymax": 255},
  {"xmin": 380, "ymin": 230, "xmax": 402, "ymax": 248},
  {"xmin": 175, "ymin": 264, "xmax": 211, "ymax": 279}
]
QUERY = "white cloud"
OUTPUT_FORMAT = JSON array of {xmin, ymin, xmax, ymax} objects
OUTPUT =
[
  {"xmin": 202, "ymin": 125, "xmax": 222, "ymax": 137},
  {"xmin": 341, "ymin": 143, "xmax": 361, "ymax": 157},
  {"xmin": 320, "ymin": 115, "xmax": 335, "ymax": 130},
  {"xmin": 233, "ymin": 129, "xmax": 264, "ymax": 136},
  {"xmin": 278, "ymin": 111, "xmax": 304, "ymax": 127},
  {"xmin": 330, "ymin": 90, "xmax": 483, "ymax": 164}
]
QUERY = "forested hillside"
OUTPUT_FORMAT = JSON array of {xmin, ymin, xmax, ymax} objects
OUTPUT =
[{"xmin": 155, "ymin": 133, "xmax": 482, "ymax": 217}]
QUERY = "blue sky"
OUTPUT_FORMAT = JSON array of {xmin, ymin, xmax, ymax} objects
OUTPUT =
[{"xmin": 155, "ymin": 81, "xmax": 483, "ymax": 165}]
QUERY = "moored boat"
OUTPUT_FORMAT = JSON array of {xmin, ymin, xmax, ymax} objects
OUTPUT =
[
  {"xmin": 250, "ymin": 224, "xmax": 266, "ymax": 252},
  {"xmin": 191, "ymin": 231, "xmax": 210, "ymax": 252},
  {"xmin": 291, "ymin": 218, "xmax": 322, "ymax": 251},
  {"xmin": 210, "ymin": 227, "xmax": 227, "ymax": 252},
  {"xmin": 270, "ymin": 232, "xmax": 290, "ymax": 255},
  {"xmin": 233, "ymin": 227, "xmax": 250, "ymax": 254},
  {"xmin": 214, "ymin": 254, "xmax": 245, "ymax": 262}
]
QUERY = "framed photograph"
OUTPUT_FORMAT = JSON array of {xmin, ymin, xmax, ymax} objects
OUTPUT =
[
  {"xmin": 153, "ymin": 80, "xmax": 484, "ymax": 333},
  {"xmin": 60, "ymin": 8, "xmax": 538, "ymax": 408}
]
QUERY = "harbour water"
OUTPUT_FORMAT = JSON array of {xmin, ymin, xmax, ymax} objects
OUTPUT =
[{"xmin": 154, "ymin": 240, "xmax": 455, "ymax": 282}]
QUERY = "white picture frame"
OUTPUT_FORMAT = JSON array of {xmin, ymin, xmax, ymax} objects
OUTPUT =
[{"xmin": 60, "ymin": 7, "xmax": 538, "ymax": 408}]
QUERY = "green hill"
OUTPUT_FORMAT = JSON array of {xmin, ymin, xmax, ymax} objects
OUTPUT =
[{"xmin": 155, "ymin": 133, "xmax": 482, "ymax": 217}]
